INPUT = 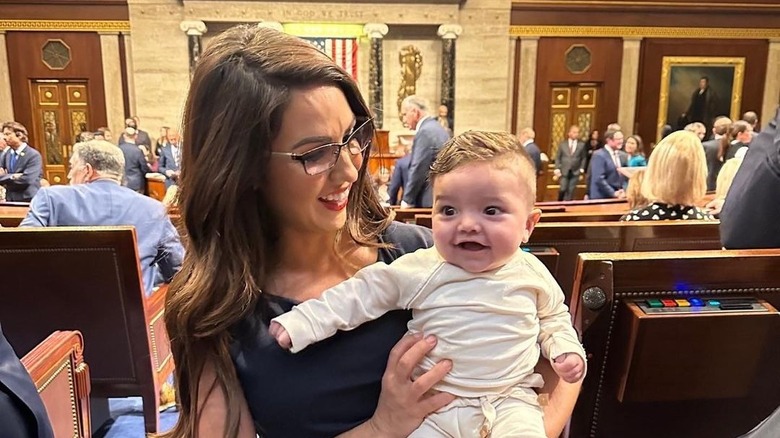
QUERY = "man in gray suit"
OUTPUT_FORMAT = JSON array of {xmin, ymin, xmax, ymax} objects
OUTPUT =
[
  {"xmin": 0, "ymin": 121, "xmax": 42, "ymax": 202},
  {"xmin": 554, "ymin": 125, "xmax": 587, "ymax": 200},
  {"xmin": 20, "ymin": 140, "xmax": 184, "ymax": 295},
  {"xmin": 400, "ymin": 96, "xmax": 450, "ymax": 207},
  {"xmin": 702, "ymin": 116, "xmax": 731, "ymax": 191}
]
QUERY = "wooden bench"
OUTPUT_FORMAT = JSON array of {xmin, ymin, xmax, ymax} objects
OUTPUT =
[
  {"xmin": 529, "ymin": 221, "xmax": 722, "ymax": 303},
  {"xmin": 0, "ymin": 203, "xmax": 28, "ymax": 227},
  {"xmin": 0, "ymin": 226, "xmax": 173, "ymax": 434},
  {"xmin": 22, "ymin": 330, "xmax": 91, "ymax": 438},
  {"xmin": 568, "ymin": 250, "xmax": 780, "ymax": 438}
]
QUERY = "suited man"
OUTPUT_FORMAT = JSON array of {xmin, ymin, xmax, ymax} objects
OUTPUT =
[
  {"xmin": 116, "ymin": 117, "xmax": 152, "ymax": 149},
  {"xmin": 158, "ymin": 129, "xmax": 182, "ymax": 188},
  {"xmin": 0, "ymin": 122, "xmax": 42, "ymax": 202},
  {"xmin": 0, "ymin": 323, "xmax": 54, "ymax": 438},
  {"xmin": 20, "ymin": 140, "xmax": 185, "ymax": 295},
  {"xmin": 589, "ymin": 129, "xmax": 627, "ymax": 200},
  {"xmin": 118, "ymin": 127, "xmax": 152, "ymax": 193},
  {"xmin": 388, "ymin": 143, "xmax": 412, "ymax": 205},
  {"xmin": 555, "ymin": 125, "xmax": 587, "ymax": 200},
  {"xmin": 0, "ymin": 137, "xmax": 8, "ymax": 169},
  {"xmin": 685, "ymin": 76, "xmax": 719, "ymax": 132},
  {"xmin": 518, "ymin": 127, "xmax": 542, "ymax": 174},
  {"xmin": 719, "ymin": 107, "xmax": 780, "ymax": 249},
  {"xmin": 702, "ymin": 116, "xmax": 731, "ymax": 191},
  {"xmin": 400, "ymin": 96, "xmax": 450, "ymax": 207}
]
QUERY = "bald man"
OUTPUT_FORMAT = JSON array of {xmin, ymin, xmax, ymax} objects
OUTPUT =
[{"xmin": 518, "ymin": 127, "xmax": 542, "ymax": 174}]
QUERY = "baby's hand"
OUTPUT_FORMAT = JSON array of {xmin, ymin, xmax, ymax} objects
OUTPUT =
[
  {"xmin": 269, "ymin": 321, "xmax": 292, "ymax": 350},
  {"xmin": 552, "ymin": 353, "xmax": 585, "ymax": 383}
]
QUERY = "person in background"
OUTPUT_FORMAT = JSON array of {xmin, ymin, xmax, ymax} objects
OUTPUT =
[
  {"xmin": 94, "ymin": 127, "xmax": 113, "ymax": 143},
  {"xmin": 705, "ymin": 156, "xmax": 744, "ymax": 217},
  {"xmin": 624, "ymin": 135, "xmax": 647, "ymax": 167},
  {"xmin": 388, "ymin": 142, "xmax": 412, "ymax": 206},
  {"xmin": 373, "ymin": 167, "xmax": 391, "ymax": 206},
  {"xmin": 588, "ymin": 129, "xmax": 626, "ymax": 200},
  {"xmin": 0, "ymin": 121, "xmax": 42, "ymax": 202},
  {"xmin": 621, "ymin": 131, "xmax": 712, "ymax": 221},
  {"xmin": 518, "ymin": 127, "xmax": 542, "ymax": 175},
  {"xmin": 437, "ymin": 104, "xmax": 454, "ymax": 137},
  {"xmin": 625, "ymin": 169, "xmax": 648, "ymax": 211},
  {"xmin": 702, "ymin": 116, "xmax": 731, "ymax": 192},
  {"xmin": 719, "ymin": 120, "xmax": 753, "ymax": 162},
  {"xmin": 554, "ymin": 125, "xmax": 587, "ymax": 201},
  {"xmin": 742, "ymin": 111, "xmax": 760, "ymax": 133},
  {"xmin": 20, "ymin": 140, "xmax": 184, "ymax": 295},
  {"xmin": 401, "ymin": 95, "xmax": 450, "ymax": 208},
  {"xmin": 158, "ymin": 129, "xmax": 182, "ymax": 189},
  {"xmin": 118, "ymin": 130, "xmax": 153, "ymax": 193},
  {"xmin": 685, "ymin": 122, "xmax": 707, "ymax": 141}
]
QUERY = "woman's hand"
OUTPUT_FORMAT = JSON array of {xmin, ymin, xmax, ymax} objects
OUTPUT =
[{"xmin": 368, "ymin": 334, "xmax": 455, "ymax": 437}]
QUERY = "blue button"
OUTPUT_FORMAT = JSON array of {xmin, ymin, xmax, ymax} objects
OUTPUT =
[
  {"xmin": 689, "ymin": 298, "xmax": 705, "ymax": 307},
  {"xmin": 708, "ymin": 300, "xmax": 720, "ymax": 306}
]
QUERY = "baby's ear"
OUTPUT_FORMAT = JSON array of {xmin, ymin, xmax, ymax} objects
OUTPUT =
[{"xmin": 522, "ymin": 208, "xmax": 542, "ymax": 243}]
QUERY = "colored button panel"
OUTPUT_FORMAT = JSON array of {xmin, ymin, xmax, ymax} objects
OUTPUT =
[
  {"xmin": 688, "ymin": 298, "xmax": 705, "ymax": 307},
  {"xmin": 675, "ymin": 299, "xmax": 691, "ymax": 307},
  {"xmin": 708, "ymin": 300, "xmax": 721, "ymax": 306},
  {"xmin": 646, "ymin": 299, "xmax": 663, "ymax": 308},
  {"xmin": 661, "ymin": 299, "xmax": 678, "ymax": 307}
]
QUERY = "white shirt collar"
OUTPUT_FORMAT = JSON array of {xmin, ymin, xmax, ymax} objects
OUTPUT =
[
  {"xmin": 523, "ymin": 139, "xmax": 534, "ymax": 147},
  {"xmin": 15, "ymin": 143, "xmax": 27, "ymax": 154}
]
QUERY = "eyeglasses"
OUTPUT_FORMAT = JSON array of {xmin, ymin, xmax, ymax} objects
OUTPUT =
[{"xmin": 272, "ymin": 118, "xmax": 373, "ymax": 176}]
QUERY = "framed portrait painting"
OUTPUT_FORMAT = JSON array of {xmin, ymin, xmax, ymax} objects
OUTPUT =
[{"xmin": 656, "ymin": 56, "xmax": 745, "ymax": 141}]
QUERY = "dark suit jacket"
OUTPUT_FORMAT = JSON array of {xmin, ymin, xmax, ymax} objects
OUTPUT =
[
  {"xmin": 525, "ymin": 141, "xmax": 542, "ymax": 174},
  {"xmin": 119, "ymin": 143, "xmax": 152, "ymax": 193},
  {"xmin": 588, "ymin": 147, "xmax": 624, "ymax": 199},
  {"xmin": 720, "ymin": 108, "xmax": 780, "ymax": 249},
  {"xmin": 0, "ymin": 324, "xmax": 54, "ymax": 438},
  {"xmin": 402, "ymin": 118, "xmax": 450, "ymax": 207},
  {"xmin": 388, "ymin": 154, "xmax": 411, "ymax": 205},
  {"xmin": 555, "ymin": 139, "xmax": 587, "ymax": 175},
  {"xmin": 158, "ymin": 144, "xmax": 181, "ymax": 189},
  {"xmin": 702, "ymin": 137, "xmax": 723, "ymax": 191},
  {"xmin": 0, "ymin": 145, "xmax": 42, "ymax": 202},
  {"xmin": 118, "ymin": 129, "xmax": 152, "ymax": 148}
]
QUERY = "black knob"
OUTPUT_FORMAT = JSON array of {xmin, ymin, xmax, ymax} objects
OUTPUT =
[{"xmin": 582, "ymin": 287, "xmax": 607, "ymax": 310}]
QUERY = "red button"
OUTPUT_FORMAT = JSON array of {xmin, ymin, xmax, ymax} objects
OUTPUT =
[{"xmin": 661, "ymin": 299, "xmax": 678, "ymax": 307}]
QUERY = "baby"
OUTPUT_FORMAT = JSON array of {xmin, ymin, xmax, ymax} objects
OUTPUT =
[{"xmin": 271, "ymin": 131, "xmax": 586, "ymax": 438}]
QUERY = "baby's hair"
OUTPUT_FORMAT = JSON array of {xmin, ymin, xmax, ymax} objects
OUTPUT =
[{"xmin": 430, "ymin": 130, "xmax": 537, "ymax": 205}]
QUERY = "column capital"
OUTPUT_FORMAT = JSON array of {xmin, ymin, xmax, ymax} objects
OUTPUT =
[
  {"xmin": 520, "ymin": 36, "xmax": 540, "ymax": 43},
  {"xmin": 769, "ymin": 38, "xmax": 780, "ymax": 44},
  {"xmin": 98, "ymin": 31, "xmax": 121, "ymax": 36},
  {"xmin": 256, "ymin": 21, "xmax": 284, "ymax": 32},
  {"xmin": 622, "ymin": 36, "xmax": 644, "ymax": 42},
  {"xmin": 437, "ymin": 24, "xmax": 463, "ymax": 40},
  {"xmin": 363, "ymin": 23, "xmax": 389, "ymax": 39},
  {"xmin": 179, "ymin": 20, "xmax": 207, "ymax": 36}
]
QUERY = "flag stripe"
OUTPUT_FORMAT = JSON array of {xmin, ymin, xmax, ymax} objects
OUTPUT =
[{"xmin": 303, "ymin": 37, "xmax": 358, "ymax": 79}]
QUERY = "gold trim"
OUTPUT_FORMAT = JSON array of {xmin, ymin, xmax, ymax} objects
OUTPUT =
[
  {"xmin": 0, "ymin": 20, "xmax": 130, "ymax": 32},
  {"xmin": 509, "ymin": 25, "xmax": 780, "ymax": 39},
  {"xmin": 514, "ymin": 0, "xmax": 780, "ymax": 9},
  {"xmin": 656, "ymin": 56, "xmax": 745, "ymax": 141},
  {"xmin": 149, "ymin": 310, "xmax": 172, "ymax": 373}
]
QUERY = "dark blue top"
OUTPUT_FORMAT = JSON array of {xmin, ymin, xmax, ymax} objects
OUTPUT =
[{"xmin": 231, "ymin": 222, "xmax": 433, "ymax": 438}]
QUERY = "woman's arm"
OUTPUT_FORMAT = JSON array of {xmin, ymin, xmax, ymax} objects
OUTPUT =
[
  {"xmin": 536, "ymin": 358, "xmax": 582, "ymax": 438},
  {"xmin": 197, "ymin": 359, "xmax": 257, "ymax": 438},
  {"xmin": 337, "ymin": 334, "xmax": 455, "ymax": 438}
]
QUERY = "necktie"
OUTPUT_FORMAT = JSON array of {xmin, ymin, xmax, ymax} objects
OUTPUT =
[
  {"xmin": 174, "ymin": 147, "xmax": 181, "ymax": 167},
  {"xmin": 8, "ymin": 150, "xmax": 17, "ymax": 173},
  {"xmin": 570, "ymin": 140, "xmax": 576, "ymax": 154},
  {"xmin": 613, "ymin": 151, "xmax": 621, "ymax": 168}
]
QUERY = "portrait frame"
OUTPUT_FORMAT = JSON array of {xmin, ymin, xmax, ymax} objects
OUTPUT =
[{"xmin": 656, "ymin": 56, "xmax": 745, "ymax": 141}]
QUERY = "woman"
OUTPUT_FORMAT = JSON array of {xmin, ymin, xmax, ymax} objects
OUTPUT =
[
  {"xmin": 164, "ymin": 25, "xmax": 578, "ymax": 438},
  {"xmin": 622, "ymin": 130, "xmax": 713, "ymax": 221},
  {"xmin": 718, "ymin": 120, "xmax": 752, "ymax": 162},
  {"xmin": 624, "ymin": 135, "xmax": 647, "ymax": 167}
]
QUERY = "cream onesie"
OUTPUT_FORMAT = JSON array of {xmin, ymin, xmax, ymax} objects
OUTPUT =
[{"xmin": 273, "ymin": 246, "xmax": 586, "ymax": 437}]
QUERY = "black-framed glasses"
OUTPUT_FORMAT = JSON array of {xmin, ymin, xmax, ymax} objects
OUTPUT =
[{"xmin": 272, "ymin": 118, "xmax": 374, "ymax": 176}]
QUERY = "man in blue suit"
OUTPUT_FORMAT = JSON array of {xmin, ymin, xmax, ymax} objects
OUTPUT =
[
  {"xmin": 400, "ymin": 96, "xmax": 450, "ymax": 208},
  {"xmin": 158, "ymin": 129, "xmax": 181, "ymax": 189},
  {"xmin": 588, "ymin": 129, "xmax": 627, "ymax": 200},
  {"xmin": 117, "ymin": 127, "xmax": 152, "ymax": 193},
  {"xmin": 387, "ymin": 144, "xmax": 412, "ymax": 205},
  {"xmin": 20, "ymin": 140, "xmax": 184, "ymax": 295},
  {"xmin": 1, "ymin": 122, "xmax": 42, "ymax": 202}
]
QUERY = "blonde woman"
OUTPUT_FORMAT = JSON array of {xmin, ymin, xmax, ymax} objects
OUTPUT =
[
  {"xmin": 705, "ymin": 157, "xmax": 744, "ymax": 216},
  {"xmin": 622, "ymin": 130, "xmax": 713, "ymax": 221},
  {"xmin": 624, "ymin": 169, "xmax": 649, "ymax": 211}
]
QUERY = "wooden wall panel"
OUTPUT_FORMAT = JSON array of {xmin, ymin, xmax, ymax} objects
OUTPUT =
[
  {"xmin": 511, "ymin": 1, "xmax": 780, "ymax": 28},
  {"xmin": 532, "ymin": 37, "xmax": 623, "ymax": 156},
  {"xmin": 635, "ymin": 38, "xmax": 769, "ymax": 145},
  {"xmin": 0, "ymin": 0, "xmax": 128, "ymax": 20},
  {"xmin": 6, "ymin": 31, "xmax": 107, "ymax": 148}
]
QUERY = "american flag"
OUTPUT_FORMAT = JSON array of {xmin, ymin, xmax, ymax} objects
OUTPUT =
[{"xmin": 304, "ymin": 37, "xmax": 358, "ymax": 79}]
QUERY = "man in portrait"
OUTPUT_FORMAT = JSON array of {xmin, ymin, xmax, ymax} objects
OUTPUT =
[{"xmin": 684, "ymin": 76, "xmax": 719, "ymax": 133}]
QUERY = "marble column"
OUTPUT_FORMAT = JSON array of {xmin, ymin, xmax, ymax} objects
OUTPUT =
[
  {"xmin": 516, "ymin": 37, "xmax": 539, "ymax": 133},
  {"xmin": 438, "ymin": 24, "xmax": 462, "ymax": 130},
  {"xmin": 99, "ymin": 32, "xmax": 125, "ymax": 135},
  {"xmin": 618, "ymin": 37, "xmax": 642, "ymax": 134},
  {"xmin": 762, "ymin": 39, "xmax": 780, "ymax": 124},
  {"xmin": 507, "ymin": 36, "xmax": 519, "ymax": 133},
  {"xmin": 0, "ymin": 31, "xmax": 14, "ymax": 121},
  {"xmin": 179, "ymin": 20, "xmax": 208, "ymax": 79},
  {"xmin": 363, "ymin": 23, "xmax": 388, "ymax": 129},
  {"xmin": 121, "ymin": 32, "xmax": 136, "ymax": 117}
]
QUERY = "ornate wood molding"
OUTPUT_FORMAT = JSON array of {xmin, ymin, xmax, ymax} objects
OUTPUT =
[
  {"xmin": 509, "ymin": 25, "xmax": 780, "ymax": 39},
  {"xmin": 0, "ymin": 19, "xmax": 130, "ymax": 32},
  {"xmin": 512, "ymin": 0, "xmax": 780, "ymax": 11}
]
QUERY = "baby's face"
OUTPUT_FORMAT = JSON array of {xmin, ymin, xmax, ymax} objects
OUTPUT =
[{"xmin": 431, "ymin": 161, "xmax": 540, "ymax": 273}]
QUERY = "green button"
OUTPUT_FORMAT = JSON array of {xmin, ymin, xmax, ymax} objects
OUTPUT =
[{"xmin": 647, "ymin": 299, "xmax": 663, "ymax": 308}]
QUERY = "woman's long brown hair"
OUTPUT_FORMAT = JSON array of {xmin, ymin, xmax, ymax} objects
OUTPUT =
[
  {"xmin": 718, "ymin": 120, "xmax": 750, "ymax": 161},
  {"xmin": 162, "ymin": 25, "xmax": 392, "ymax": 438}
]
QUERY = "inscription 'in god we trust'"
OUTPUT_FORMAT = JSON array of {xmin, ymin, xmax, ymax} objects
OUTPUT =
[{"xmin": 285, "ymin": 9, "xmax": 367, "ymax": 20}]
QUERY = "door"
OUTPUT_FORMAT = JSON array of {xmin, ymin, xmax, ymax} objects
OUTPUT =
[
  {"xmin": 29, "ymin": 80, "xmax": 91, "ymax": 185},
  {"xmin": 542, "ymin": 83, "xmax": 600, "ymax": 200}
]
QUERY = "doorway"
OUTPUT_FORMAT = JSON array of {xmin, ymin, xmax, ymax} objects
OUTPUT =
[
  {"xmin": 542, "ymin": 83, "xmax": 600, "ymax": 200},
  {"xmin": 29, "ymin": 79, "xmax": 92, "ymax": 185}
]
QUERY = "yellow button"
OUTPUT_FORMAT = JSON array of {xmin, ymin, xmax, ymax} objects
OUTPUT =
[{"xmin": 675, "ymin": 299, "xmax": 691, "ymax": 307}]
